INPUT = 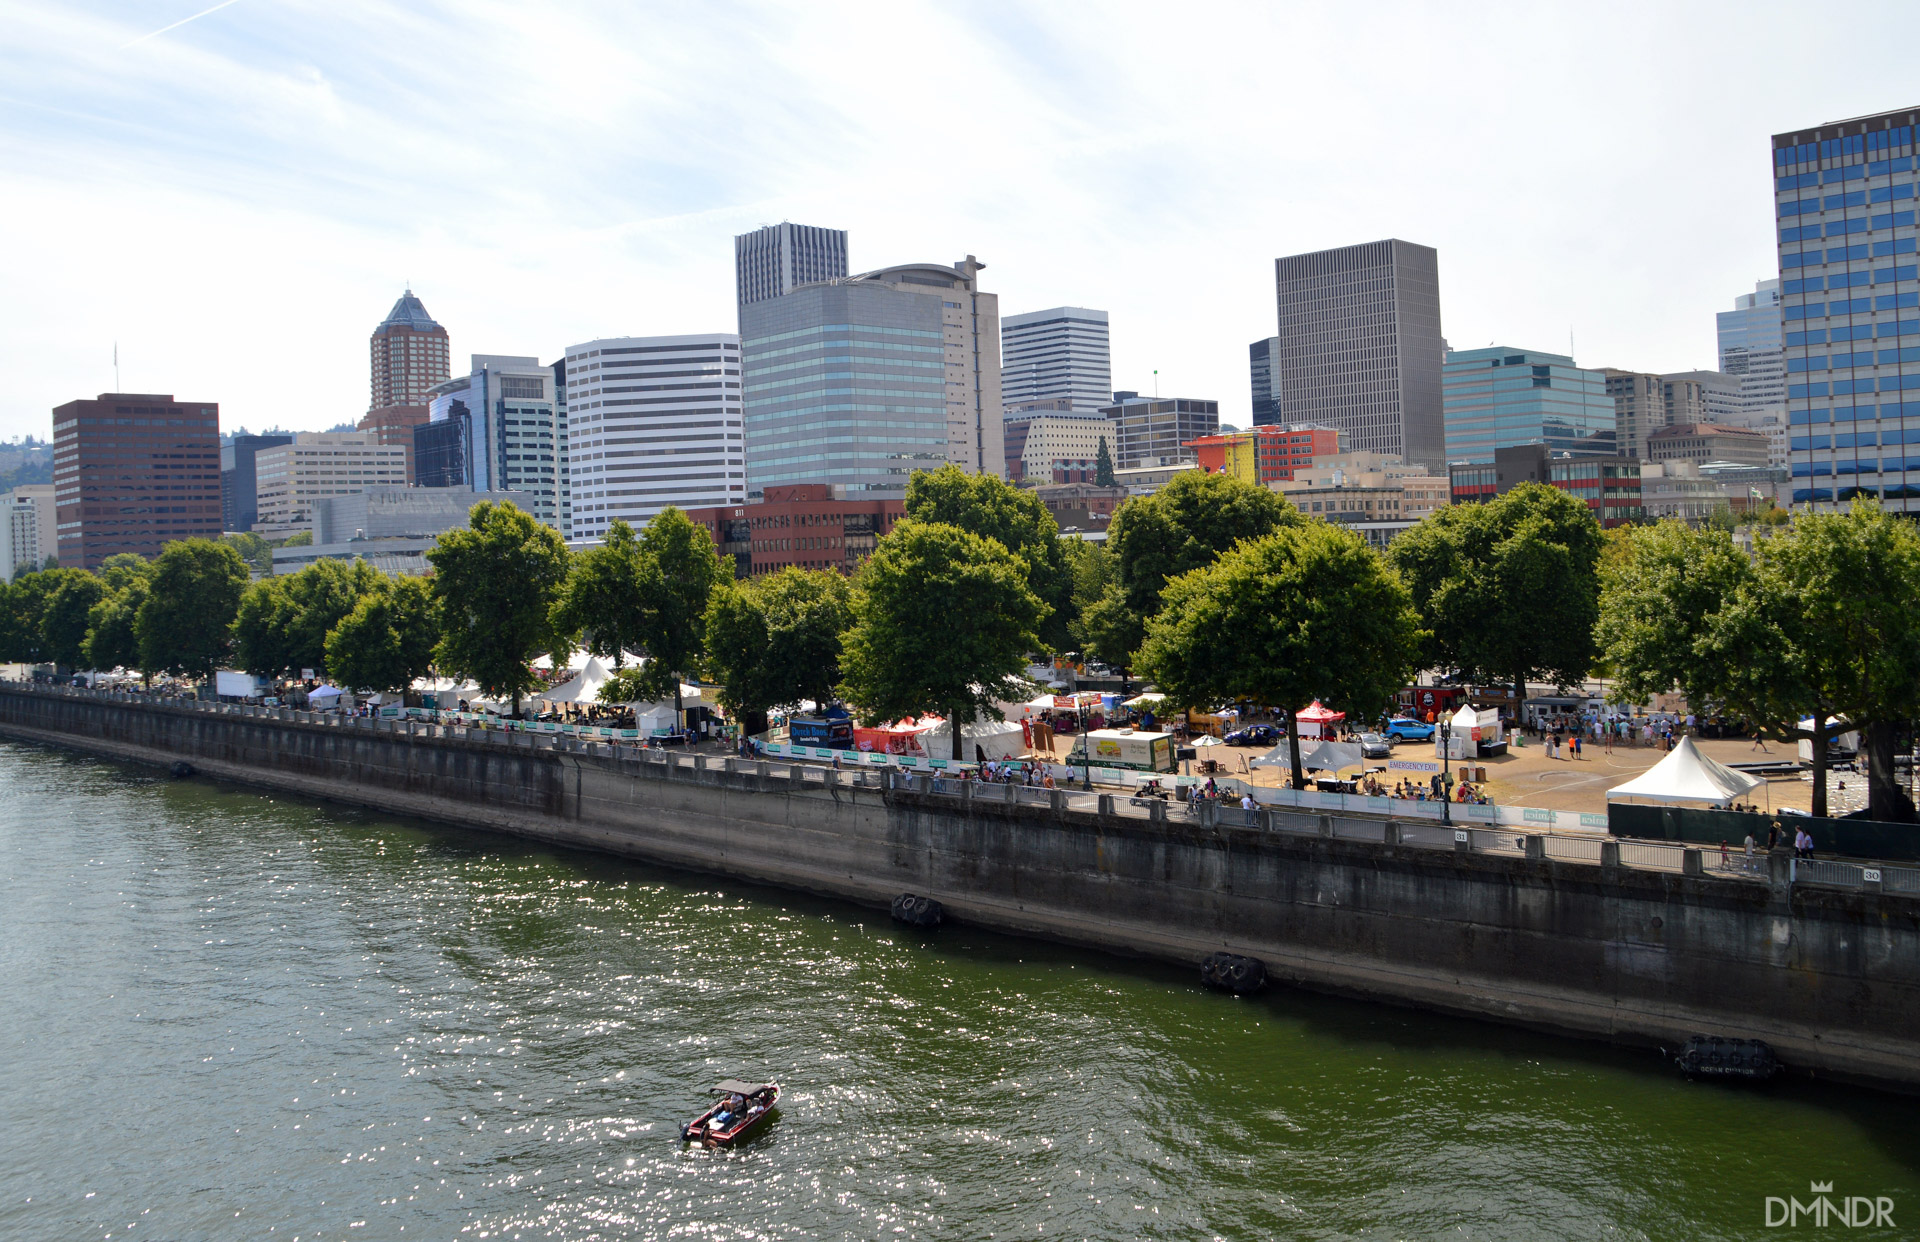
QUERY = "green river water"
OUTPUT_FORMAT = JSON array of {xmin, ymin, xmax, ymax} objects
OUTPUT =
[{"xmin": 1, "ymin": 739, "xmax": 1915, "ymax": 1240}]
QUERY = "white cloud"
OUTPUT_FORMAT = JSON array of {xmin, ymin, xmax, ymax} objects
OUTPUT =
[{"xmin": 1, "ymin": 0, "xmax": 1917, "ymax": 440}]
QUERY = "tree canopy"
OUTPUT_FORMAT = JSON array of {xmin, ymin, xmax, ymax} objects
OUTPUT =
[
  {"xmin": 41, "ymin": 571, "xmax": 107, "ymax": 669},
  {"xmin": 324, "ymin": 576, "xmax": 439, "ymax": 693},
  {"xmin": 704, "ymin": 566, "xmax": 855, "ymax": 733},
  {"xmin": 1389, "ymin": 482, "xmax": 1602, "ymax": 717},
  {"xmin": 905, "ymin": 464, "xmax": 1075, "ymax": 652},
  {"xmin": 551, "ymin": 519, "xmax": 650, "ymax": 668},
  {"xmin": 426, "ymin": 501, "xmax": 572, "ymax": 715},
  {"xmin": 620, "ymin": 507, "xmax": 731, "ymax": 721},
  {"xmin": 837, "ymin": 520, "xmax": 1046, "ymax": 760},
  {"xmin": 135, "ymin": 539, "xmax": 250, "ymax": 680},
  {"xmin": 1088, "ymin": 469, "xmax": 1298, "ymax": 671},
  {"xmin": 1138, "ymin": 521, "xmax": 1424, "ymax": 787},
  {"xmin": 84, "ymin": 577, "xmax": 149, "ymax": 678},
  {"xmin": 1093, "ymin": 437, "xmax": 1116, "ymax": 488}
]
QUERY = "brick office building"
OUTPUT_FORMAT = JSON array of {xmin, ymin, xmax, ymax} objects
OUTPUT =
[
  {"xmin": 356, "ymin": 290, "xmax": 451, "ymax": 482},
  {"xmin": 684, "ymin": 484, "xmax": 905, "ymax": 579},
  {"xmin": 52, "ymin": 393, "xmax": 221, "ymax": 568}
]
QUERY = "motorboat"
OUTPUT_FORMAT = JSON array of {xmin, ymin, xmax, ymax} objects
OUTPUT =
[{"xmin": 681, "ymin": 1079, "xmax": 780, "ymax": 1147}]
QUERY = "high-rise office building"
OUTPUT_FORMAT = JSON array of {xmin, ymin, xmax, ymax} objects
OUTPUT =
[
  {"xmin": 1442, "ymin": 348, "xmax": 1616, "ymax": 463},
  {"xmin": 1249, "ymin": 337, "xmax": 1282, "ymax": 423},
  {"xmin": 1098, "ymin": 394, "xmax": 1219, "ymax": 469},
  {"xmin": 1272, "ymin": 239, "xmax": 1446, "ymax": 470},
  {"xmin": 51, "ymin": 393, "xmax": 222, "ymax": 569},
  {"xmin": 741, "ymin": 257, "xmax": 1003, "ymax": 497},
  {"xmin": 563, "ymin": 333, "xmax": 745, "ymax": 542},
  {"xmin": 734, "ymin": 223, "xmax": 849, "ymax": 309},
  {"xmin": 251, "ymin": 433, "xmax": 412, "ymax": 534},
  {"xmin": 359, "ymin": 290, "xmax": 450, "ymax": 478},
  {"xmin": 220, "ymin": 432, "xmax": 292, "ymax": 532},
  {"xmin": 424, "ymin": 356, "xmax": 569, "ymax": 530},
  {"xmin": 1717, "ymin": 279, "xmax": 1789, "ymax": 466},
  {"xmin": 1001, "ymin": 307, "xmax": 1111, "ymax": 412},
  {"xmin": 1775, "ymin": 108, "xmax": 1920, "ymax": 508}
]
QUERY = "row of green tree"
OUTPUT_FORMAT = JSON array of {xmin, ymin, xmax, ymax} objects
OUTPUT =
[{"xmin": 6, "ymin": 459, "xmax": 1915, "ymax": 818}]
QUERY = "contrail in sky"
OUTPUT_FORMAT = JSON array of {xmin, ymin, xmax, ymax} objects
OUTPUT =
[{"xmin": 120, "ymin": 0, "xmax": 247, "ymax": 50}]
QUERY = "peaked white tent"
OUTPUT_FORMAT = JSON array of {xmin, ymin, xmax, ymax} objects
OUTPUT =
[
  {"xmin": 1606, "ymin": 736, "xmax": 1763, "ymax": 806},
  {"xmin": 532, "ymin": 656, "xmax": 615, "ymax": 705},
  {"xmin": 1251, "ymin": 739, "xmax": 1364, "ymax": 771}
]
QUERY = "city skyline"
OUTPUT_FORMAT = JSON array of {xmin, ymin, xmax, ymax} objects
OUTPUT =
[{"xmin": 7, "ymin": 4, "xmax": 1918, "ymax": 442}]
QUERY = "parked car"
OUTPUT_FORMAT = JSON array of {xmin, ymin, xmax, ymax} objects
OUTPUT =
[
  {"xmin": 1358, "ymin": 732, "xmax": 1392, "ymax": 759},
  {"xmin": 1384, "ymin": 716, "xmax": 1436, "ymax": 741},
  {"xmin": 1224, "ymin": 723, "xmax": 1281, "ymax": 747}
]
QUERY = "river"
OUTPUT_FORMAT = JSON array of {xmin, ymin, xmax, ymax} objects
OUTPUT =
[{"xmin": 1, "ymin": 739, "xmax": 1914, "ymax": 1240}]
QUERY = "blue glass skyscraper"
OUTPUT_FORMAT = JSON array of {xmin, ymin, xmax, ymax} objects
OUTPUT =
[{"xmin": 1775, "ymin": 108, "xmax": 1920, "ymax": 507}]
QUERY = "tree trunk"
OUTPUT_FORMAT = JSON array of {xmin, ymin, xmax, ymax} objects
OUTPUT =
[
  {"xmin": 674, "ymin": 680, "xmax": 684, "ymax": 734},
  {"xmin": 951, "ymin": 706, "xmax": 965, "ymax": 762},
  {"xmin": 1865, "ymin": 719, "xmax": 1918, "ymax": 823},
  {"xmin": 1512, "ymin": 672, "xmax": 1526, "ymax": 734},
  {"xmin": 1809, "ymin": 727, "xmax": 1828, "ymax": 819},
  {"xmin": 1287, "ymin": 712, "xmax": 1304, "ymax": 791}
]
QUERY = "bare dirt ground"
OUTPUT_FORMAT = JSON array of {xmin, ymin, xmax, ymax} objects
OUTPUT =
[{"xmin": 1039, "ymin": 729, "xmax": 1817, "ymax": 816}]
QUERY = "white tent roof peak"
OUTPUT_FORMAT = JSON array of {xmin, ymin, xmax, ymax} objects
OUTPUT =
[
  {"xmin": 532, "ymin": 655, "xmax": 615, "ymax": 704},
  {"xmin": 1606, "ymin": 735, "xmax": 1763, "ymax": 805}
]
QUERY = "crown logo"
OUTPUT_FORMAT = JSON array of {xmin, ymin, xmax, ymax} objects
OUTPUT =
[{"xmin": 1812, "ymin": 1182, "xmax": 1834, "ymax": 1194}]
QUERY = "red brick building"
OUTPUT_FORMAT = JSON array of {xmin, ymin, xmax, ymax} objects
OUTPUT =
[
  {"xmin": 685, "ymin": 484, "xmax": 905, "ymax": 578},
  {"xmin": 52, "ymin": 393, "xmax": 222, "ymax": 568}
]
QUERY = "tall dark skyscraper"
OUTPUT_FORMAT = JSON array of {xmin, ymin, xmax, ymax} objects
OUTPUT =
[
  {"xmin": 1273, "ymin": 239, "xmax": 1445, "ymax": 470},
  {"xmin": 1249, "ymin": 336, "xmax": 1281, "ymax": 423},
  {"xmin": 1773, "ymin": 107, "xmax": 1920, "ymax": 510},
  {"xmin": 734, "ymin": 223, "xmax": 849, "ymax": 309},
  {"xmin": 53, "ymin": 393, "xmax": 221, "ymax": 568}
]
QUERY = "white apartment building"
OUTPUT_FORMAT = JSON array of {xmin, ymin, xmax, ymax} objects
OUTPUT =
[
  {"xmin": 564, "ymin": 333, "xmax": 745, "ymax": 542},
  {"xmin": 3, "ymin": 489, "xmax": 50, "ymax": 581},
  {"xmin": 1002, "ymin": 306, "xmax": 1111, "ymax": 412},
  {"xmin": 2, "ymin": 484, "xmax": 56, "ymax": 579},
  {"xmin": 252, "ymin": 433, "xmax": 412, "ymax": 535}
]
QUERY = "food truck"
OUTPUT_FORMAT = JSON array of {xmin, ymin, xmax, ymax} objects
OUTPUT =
[{"xmin": 1066, "ymin": 728, "xmax": 1178, "ymax": 773}]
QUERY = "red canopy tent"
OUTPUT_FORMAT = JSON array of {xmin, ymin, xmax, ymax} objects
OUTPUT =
[{"xmin": 1294, "ymin": 700, "xmax": 1346, "ymax": 739}]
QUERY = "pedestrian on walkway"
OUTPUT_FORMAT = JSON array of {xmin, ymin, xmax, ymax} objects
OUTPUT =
[{"xmin": 1751, "ymin": 732, "xmax": 1770, "ymax": 753}]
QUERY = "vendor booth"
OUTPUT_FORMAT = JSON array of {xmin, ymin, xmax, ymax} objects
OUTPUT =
[
  {"xmin": 1437, "ymin": 704, "xmax": 1506, "ymax": 759},
  {"xmin": 1294, "ymin": 700, "xmax": 1345, "ymax": 740}
]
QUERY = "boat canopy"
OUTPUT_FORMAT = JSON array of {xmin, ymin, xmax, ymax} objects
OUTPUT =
[{"xmin": 712, "ymin": 1079, "xmax": 775, "ymax": 1095}]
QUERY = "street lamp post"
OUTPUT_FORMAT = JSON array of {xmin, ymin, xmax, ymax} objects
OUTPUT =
[{"xmin": 1439, "ymin": 717, "xmax": 1453, "ymax": 826}]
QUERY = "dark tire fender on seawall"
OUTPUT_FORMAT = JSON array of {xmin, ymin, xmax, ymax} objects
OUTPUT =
[
  {"xmin": 1201, "ymin": 952, "xmax": 1267, "ymax": 995},
  {"xmin": 890, "ymin": 893, "xmax": 945, "ymax": 928},
  {"xmin": 168, "ymin": 760, "xmax": 195, "ymax": 779}
]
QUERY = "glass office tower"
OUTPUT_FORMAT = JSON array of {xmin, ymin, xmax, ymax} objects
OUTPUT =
[
  {"xmin": 1775, "ymin": 108, "xmax": 1920, "ymax": 508},
  {"xmin": 1441, "ymin": 346, "xmax": 1616, "ymax": 463}
]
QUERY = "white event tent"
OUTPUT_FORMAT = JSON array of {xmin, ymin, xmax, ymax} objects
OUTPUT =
[
  {"xmin": 532, "ymin": 656, "xmax": 615, "ymax": 705},
  {"xmin": 1605, "ymin": 736, "xmax": 1763, "ymax": 807}
]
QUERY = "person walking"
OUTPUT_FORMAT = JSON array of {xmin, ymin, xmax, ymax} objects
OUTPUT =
[{"xmin": 1751, "ymin": 731, "xmax": 1770, "ymax": 753}]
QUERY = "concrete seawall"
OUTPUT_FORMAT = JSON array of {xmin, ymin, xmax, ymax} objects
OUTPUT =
[{"xmin": 4, "ymin": 685, "xmax": 1918, "ymax": 1091}]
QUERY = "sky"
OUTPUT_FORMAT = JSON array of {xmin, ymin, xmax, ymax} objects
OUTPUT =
[{"xmin": 3, "ymin": 1, "xmax": 1919, "ymax": 442}]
